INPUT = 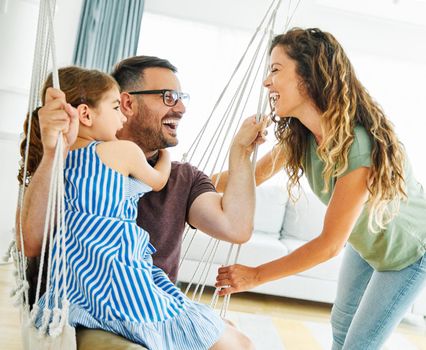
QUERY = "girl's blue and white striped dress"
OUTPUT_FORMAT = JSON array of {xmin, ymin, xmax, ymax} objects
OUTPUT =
[{"xmin": 38, "ymin": 141, "xmax": 224, "ymax": 349}]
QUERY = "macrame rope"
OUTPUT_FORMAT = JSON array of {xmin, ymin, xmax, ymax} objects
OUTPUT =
[
  {"xmin": 184, "ymin": 237, "xmax": 214, "ymax": 296},
  {"xmin": 186, "ymin": 47, "xmax": 271, "ymax": 299},
  {"xmin": 195, "ymin": 240, "xmax": 220, "ymax": 303},
  {"xmin": 14, "ymin": 0, "xmax": 72, "ymax": 341},
  {"xmin": 220, "ymin": 244, "xmax": 242, "ymax": 318},
  {"xmin": 180, "ymin": 0, "xmax": 304, "ymax": 316},
  {"xmin": 210, "ymin": 244, "xmax": 234, "ymax": 309},
  {"xmin": 183, "ymin": 0, "xmax": 281, "ymax": 162},
  {"xmin": 182, "ymin": 1, "xmax": 278, "ymax": 302},
  {"xmin": 191, "ymin": 239, "xmax": 220, "ymax": 301},
  {"xmin": 179, "ymin": 227, "xmax": 197, "ymax": 271},
  {"xmin": 16, "ymin": 0, "xmax": 50, "ymax": 309}
]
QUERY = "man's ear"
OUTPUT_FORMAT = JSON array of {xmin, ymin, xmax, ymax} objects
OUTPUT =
[
  {"xmin": 120, "ymin": 92, "xmax": 135, "ymax": 118},
  {"xmin": 76, "ymin": 104, "xmax": 92, "ymax": 126}
]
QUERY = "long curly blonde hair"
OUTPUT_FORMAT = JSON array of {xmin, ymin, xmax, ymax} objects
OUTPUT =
[{"xmin": 272, "ymin": 28, "xmax": 406, "ymax": 232}]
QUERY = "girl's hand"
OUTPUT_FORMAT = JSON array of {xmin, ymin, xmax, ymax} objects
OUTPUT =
[
  {"xmin": 158, "ymin": 149, "xmax": 171, "ymax": 162},
  {"xmin": 233, "ymin": 115, "xmax": 269, "ymax": 154},
  {"xmin": 38, "ymin": 87, "xmax": 79, "ymax": 155},
  {"xmin": 215, "ymin": 264, "xmax": 261, "ymax": 296}
]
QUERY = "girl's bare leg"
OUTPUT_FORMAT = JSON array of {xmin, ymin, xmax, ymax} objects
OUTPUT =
[{"xmin": 210, "ymin": 323, "xmax": 254, "ymax": 350}]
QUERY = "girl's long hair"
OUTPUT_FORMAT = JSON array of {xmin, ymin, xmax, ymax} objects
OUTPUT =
[
  {"xmin": 272, "ymin": 28, "xmax": 406, "ymax": 232},
  {"xmin": 18, "ymin": 66, "xmax": 118, "ymax": 185}
]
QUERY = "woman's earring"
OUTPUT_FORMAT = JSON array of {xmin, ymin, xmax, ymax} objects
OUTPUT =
[
  {"xmin": 270, "ymin": 113, "xmax": 280, "ymax": 123},
  {"xmin": 268, "ymin": 94, "xmax": 280, "ymax": 123}
]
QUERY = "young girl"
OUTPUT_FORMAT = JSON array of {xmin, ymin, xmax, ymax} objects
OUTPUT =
[
  {"xmin": 215, "ymin": 28, "xmax": 426, "ymax": 349},
  {"xmin": 20, "ymin": 66, "xmax": 253, "ymax": 349}
]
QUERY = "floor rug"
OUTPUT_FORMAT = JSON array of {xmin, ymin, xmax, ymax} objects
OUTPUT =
[{"xmin": 226, "ymin": 311, "xmax": 426, "ymax": 350}]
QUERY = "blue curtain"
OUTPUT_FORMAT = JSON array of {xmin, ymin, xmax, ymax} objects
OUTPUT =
[{"xmin": 73, "ymin": 0, "xmax": 144, "ymax": 72}]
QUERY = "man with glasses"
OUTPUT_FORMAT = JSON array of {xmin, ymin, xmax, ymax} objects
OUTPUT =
[
  {"xmin": 108, "ymin": 56, "xmax": 258, "ymax": 286},
  {"xmin": 21, "ymin": 56, "xmax": 265, "ymax": 349}
]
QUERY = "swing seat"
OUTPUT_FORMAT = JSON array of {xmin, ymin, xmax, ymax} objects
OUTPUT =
[
  {"xmin": 20, "ymin": 308, "xmax": 76, "ymax": 350},
  {"xmin": 76, "ymin": 328, "xmax": 148, "ymax": 350}
]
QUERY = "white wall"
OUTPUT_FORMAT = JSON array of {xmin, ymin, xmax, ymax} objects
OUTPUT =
[
  {"xmin": 0, "ymin": 0, "xmax": 83, "ymax": 134},
  {"xmin": 142, "ymin": 0, "xmax": 426, "ymax": 186},
  {"xmin": 0, "ymin": 132, "xmax": 20, "ymax": 253},
  {"xmin": 0, "ymin": 0, "xmax": 83, "ymax": 254}
]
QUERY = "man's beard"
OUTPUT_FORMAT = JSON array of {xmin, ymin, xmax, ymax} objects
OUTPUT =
[{"xmin": 118, "ymin": 102, "xmax": 179, "ymax": 152}]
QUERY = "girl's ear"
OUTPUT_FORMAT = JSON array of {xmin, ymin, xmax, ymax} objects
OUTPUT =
[{"xmin": 76, "ymin": 104, "xmax": 93, "ymax": 126}]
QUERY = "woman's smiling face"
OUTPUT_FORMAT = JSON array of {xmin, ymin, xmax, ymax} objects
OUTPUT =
[{"xmin": 263, "ymin": 45, "xmax": 311, "ymax": 119}]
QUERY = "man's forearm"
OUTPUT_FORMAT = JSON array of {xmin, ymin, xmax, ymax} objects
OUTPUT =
[
  {"xmin": 221, "ymin": 143, "xmax": 256, "ymax": 242},
  {"xmin": 20, "ymin": 153, "xmax": 54, "ymax": 257}
]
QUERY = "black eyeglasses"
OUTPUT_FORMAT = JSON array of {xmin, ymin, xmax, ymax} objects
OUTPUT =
[{"xmin": 128, "ymin": 89, "xmax": 190, "ymax": 107}]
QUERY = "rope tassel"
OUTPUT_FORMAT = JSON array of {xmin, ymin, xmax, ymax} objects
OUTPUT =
[
  {"xmin": 38, "ymin": 307, "xmax": 52, "ymax": 337},
  {"xmin": 10, "ymin": 280, "xmax": 29, "ymax": 307},
  {"xmin": 30, "ymin": 304, "xmax": 40, "ymax": 324},
  {"xmin": 49, "ymin": 299, "xmax": 70, "ymax": 338},
  {"xmin": 2, "ymin": 240, "xmax": 15, "ymax": 262},
  {"xmin": 48, "ymin": 307, "xmax": 62, "ymax": 337}
]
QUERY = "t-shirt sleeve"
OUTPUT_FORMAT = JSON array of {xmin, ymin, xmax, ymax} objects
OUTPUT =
[
  {"xmin": 338, "ymin": 125, "xmax": 372, "ymax": 178},
  {"xmin": 184, "ymin": 165, "xmax": 217, "ymax": 225},
  {"xmin": 187, "ymin": 165, "xmax": 217, "ymax": 210}
]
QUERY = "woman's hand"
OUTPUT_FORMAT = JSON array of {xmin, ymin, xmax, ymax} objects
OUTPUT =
[
  {"xmin": 38, "ymin": 87, "xmax": 79, "ymax": 155},
  {"xmin": 232, "ymin": 115, "xmax": 269, "ymax": 155},
  {"xmin": 215, "ymin": 264, "xmax": 261, "ymax": 296}
]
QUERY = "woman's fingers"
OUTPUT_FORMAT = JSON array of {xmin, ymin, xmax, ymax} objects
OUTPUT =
[
  {"xmin": 216, "ymin": 279, "xmax": 232, "ymax": 288},
  {"xmin": 217, "ymin": 287, "xmax": 237, "ymax": 296},
  {"xmin": 215, "ymin": 264, "xmax": 261, "ymax": 296},
  {"xmin": 216, "ymin": 273, "xmax": 230, "ymax": 282},
  {"xmin": 216, "ymin": 264, "xmax": 241, "ymax": 289}
]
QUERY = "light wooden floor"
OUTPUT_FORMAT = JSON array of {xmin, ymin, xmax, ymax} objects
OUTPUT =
[
  {"xmin": 1, "ymin": 262, "xmax": 425, "ymax": 349},
  {"xmin": 1, "ymin": 263, "xmax": 22, "ymax": 350}
]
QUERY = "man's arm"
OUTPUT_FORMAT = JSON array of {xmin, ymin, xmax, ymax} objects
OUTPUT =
[
  {"xmin": 19, "ymin": 154, "xmax": 54, "ymax": 256},
  {"xmin": 18, "ymin": 88, "xmax": 78, "ymax": 257},
  {"xmin": 187, "ymin": 116, "xmax": 267, "ymax": 244},
  {"xmin": 212, "ymin": 144, "xmax": 286, "ymax": 192}
]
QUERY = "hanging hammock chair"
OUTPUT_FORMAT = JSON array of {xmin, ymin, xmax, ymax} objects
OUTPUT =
[
  {"xmin": 6, "ymin": 0, "xmax": 301, "ymax": 347},
  {"xmin": 11, "ymin": 0, "xmax": 76, "ymax": 348},
  {"xmin": 177, "ymin": 0, "xmax": 302, "ymax": 315}
]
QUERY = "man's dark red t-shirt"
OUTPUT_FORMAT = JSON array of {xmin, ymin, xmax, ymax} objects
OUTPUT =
[{"xmin": 137, "ymin": 161, "xmax": 216, "ymax": 283}]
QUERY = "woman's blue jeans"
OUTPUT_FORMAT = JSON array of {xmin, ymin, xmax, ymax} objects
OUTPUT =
[{"xmin": 331, "ymin": 244, "xmax": 426, "ymax": 350}]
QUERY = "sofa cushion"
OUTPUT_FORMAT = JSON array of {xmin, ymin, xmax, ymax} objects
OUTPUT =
[
  {"xmin": 182, "ymin": 230, "xmax": 288, "ymax": 266},
  {"xmin": 281, "ymin": 237, "xmax": 342, "ymax": 281},
  {"xmin": 254, "ymin": 185, "xmax": 288, "ymax": 235},
  {"xmin": 280, "ymin": 190, "xmax": 326, "ymax": 241}
]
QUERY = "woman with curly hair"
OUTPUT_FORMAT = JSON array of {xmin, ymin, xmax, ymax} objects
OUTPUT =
[{"xmin": 215, "ymin": 28, "xmax": 426, "ymax": 349}]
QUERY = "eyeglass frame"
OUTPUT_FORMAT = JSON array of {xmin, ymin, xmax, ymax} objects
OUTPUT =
[{"xmin": 127, "ymin": 89, "xmax": 190, "ymax": 107}]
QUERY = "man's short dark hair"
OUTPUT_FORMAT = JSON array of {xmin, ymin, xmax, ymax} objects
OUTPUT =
[{"xmin": 111, "ymin": 56, "xmax": 177, "ymax": 91}]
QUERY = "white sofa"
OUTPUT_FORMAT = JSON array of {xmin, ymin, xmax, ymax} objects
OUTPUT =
[{"xmin": 178, "ymin": 184, "xmax": 426, "ymax": 318}]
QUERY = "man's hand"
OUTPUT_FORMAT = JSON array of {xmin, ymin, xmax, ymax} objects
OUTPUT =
[
  {"xmin": 19, "ymin": 88, "xmax": 79, "ymax": 256},
  {"xmin": 232, "ymin": 115, "xmax": 269, "ymax": 154},
  {"xmin": 39, "ymin": 87, "xmax": 79, "ymax": 155}
]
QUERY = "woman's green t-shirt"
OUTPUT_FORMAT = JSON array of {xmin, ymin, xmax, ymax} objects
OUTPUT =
[{"xmin": 304, "ymin": 125, "xmax": 426, "ymax": 271}]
